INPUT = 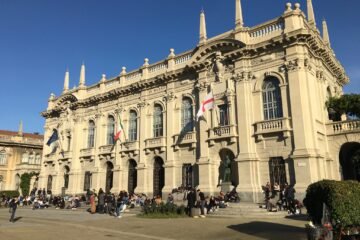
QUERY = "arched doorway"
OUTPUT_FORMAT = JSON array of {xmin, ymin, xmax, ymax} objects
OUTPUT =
[
  {"xmin": 219, "ymin": 149, "xmax": 238, "ymax": 186},
  {"xmin": 128, "ymin": 159, "xmax": 137, "ymax": 194},
  {"xmin": 64, "ymin": 166, "xmax": 70, "ymax": 189},
  {"xmin": 105, "ymin": 162, "xmax": 114, "ymax": 193},
  {"xmin": 339, "ymin": 142, "xmax": 360, "ymax": 181},
  {"xmin": 153, "ymin": 157, "xmax": 164, "ymax": 197}
]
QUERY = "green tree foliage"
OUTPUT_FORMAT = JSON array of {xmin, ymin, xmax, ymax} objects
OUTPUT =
[
  {"xmin": 326, "ymin": 94, "xmax": 360, "ymax": 120},
  {"xmin": 0, "ymin": 191, "xmax": 20, "ymax": 198},
  {"xmin": 20, "ymin": 172, "xmax": 37, "ymax": 196},
  {"xmin": 304, "ymin": 180, "xmax": 360, "ymax": 236}
]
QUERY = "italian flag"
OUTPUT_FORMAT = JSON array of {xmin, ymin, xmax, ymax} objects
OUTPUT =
[
  {"xmin": 114, "ymin": 114, "xmax": 124, "ymax": 142},
  {"xmin": 196, "ymin": 91, "xmax": 215, "ymax": 121}
]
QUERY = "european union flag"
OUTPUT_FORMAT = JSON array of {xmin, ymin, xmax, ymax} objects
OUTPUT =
[{"xmin": 46, "ymin": 129, "xmax": 58, "ymax": 146}]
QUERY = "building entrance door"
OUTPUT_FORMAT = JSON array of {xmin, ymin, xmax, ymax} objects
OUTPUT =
[
  {"xmin": 269, "ymin": 157, "xmax": 287, "ymax": 186},
  {"xmin": 128, "ymin": 160, "xmax": 137, "ymax": 194},
  {"xmin": 153, "ymin": 157, "xmax": 164, "ymax": 197},
  {"xmin": 105, "ymin": 162, "xmax": 114, "ymax": 193},
  {"xmin": 182, "ymin": 164, "xmax": 193, "ymax": 188}
]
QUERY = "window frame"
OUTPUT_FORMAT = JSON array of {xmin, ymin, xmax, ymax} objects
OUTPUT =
[
  {"xmin": 88, "ymin": 120, "xmax": 95, "ymax": 148},
  {"xmin": 262, "ymin": 77, "xmax": 283, "ymax": 120},
  {"xmin": 153, "ymin": 104, "xmax": 163, "ymax": 138},
  {"xmin": 181, "ymin": 98, "xmax": 194, "ymax": 132},
  {"xmin": 128, "ymin": 110, "xmax": 138, "ymax": 141}
]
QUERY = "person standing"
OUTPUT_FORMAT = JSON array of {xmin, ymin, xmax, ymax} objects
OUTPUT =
[
  {"xmin": 89, "ymin": 193, "xmax": 96, "ymax": 214},
  {"xmin": 197, "ymin": 189, "xmax": 206, "ymax": 218},
  {"xmin": 9, "ymin": 197, "xmax": 18, "ymax": 222},
  {"xmin": 97, "ymin": 188, "xmax": 105, "ymax": 213},
  {"xmin": 186, "ymin": 188, "xmax": 195, "ymax": 217}
]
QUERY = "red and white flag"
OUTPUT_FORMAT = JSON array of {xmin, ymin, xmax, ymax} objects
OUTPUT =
[
  {"xmin": 196, "ymin": 92, "xmax": 215, "ymax": 121},
  {"xmin": 114, "ymin": 114, "xmax": 124, "ymax": 142}
]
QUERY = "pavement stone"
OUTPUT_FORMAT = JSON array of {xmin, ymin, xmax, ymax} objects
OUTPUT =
[{"xmin": 0, "ymin": 207, "xmax": 308, "ymax": 240}]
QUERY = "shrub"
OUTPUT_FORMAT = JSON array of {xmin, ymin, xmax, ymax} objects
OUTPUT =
[
  {"xmin": 303, "ymin": 180, "xmax": 360, "ymax": 234},
  {"xmin": 141, "ymin": 202, "xmax": 187, "ymax": 218},
  {"xmin": 0, "ymin": 191, "xmax": 20, "ymax": 198}
]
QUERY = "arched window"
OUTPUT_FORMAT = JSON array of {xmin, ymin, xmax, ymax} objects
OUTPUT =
[
  {"xmin": 22, "ymin": 152, "xmax": 29, "ymax": 163},
  {"xmin": 153, "ymin": 104, "xmax": 163, "ymax": 137},
  {"xmin": 262, "ymin": 77, "xmax": 283, "ymax": 120},
  {"xmin": 129, "ymin": 110, "xmax": 138, "ymax": 141},
  {"xmin": 107, "ymin": 116, "xmax": 115, "ymax": 145},
  {"xmin": 0, "ymin": 151, "xmax": 6, "ymax": 165},
  {"xmin": 181, "ymin": 98, "xmax": 193, "ymax": 132},
  {"xmin": 88, "ymin": 120, "xmax": 95, "ymax": 148}
]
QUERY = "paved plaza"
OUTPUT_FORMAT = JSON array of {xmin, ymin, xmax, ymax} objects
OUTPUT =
[{"xmin": 0, "ymin": 207, "xmax": 308, "ymax": 240}]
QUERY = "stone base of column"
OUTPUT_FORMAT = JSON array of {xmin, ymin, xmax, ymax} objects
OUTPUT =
[{"xmin": 220, "ymin": 181, "xmax": 233, "ymax": 193}]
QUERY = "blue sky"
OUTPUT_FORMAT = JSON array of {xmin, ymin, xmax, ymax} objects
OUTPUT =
[{"xmin": 0, "ymin": 0, "xmax": 359, "ymax": 134}]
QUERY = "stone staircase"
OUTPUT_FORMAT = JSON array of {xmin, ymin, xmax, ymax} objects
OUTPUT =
[{"xmin": 207, "ymin": 202, "xmax": 289, "ymax": 219}]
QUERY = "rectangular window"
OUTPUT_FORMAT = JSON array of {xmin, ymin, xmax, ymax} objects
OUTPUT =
[
  {"xmin": 0, "ymin": 153, "xmax": 6, "ymax": 165},
  {"xmin": 67, "ymin": 136, "xmax": 71, "ymax": 151},
  {"xmin": 83, "ymin": 171, "xmax": 92, "ymax": 191},
  {"xmin": 88, "ymin": 129, "xmax": 95, "ymax": 148},
  {"xmin": 218, "ymin": 104, "xmax": 230, "ymax": 126},
  {"xmin": 153, "ymin": 119, "xmax": 163, "ymax": 137},
  {"xmin": 129, "ymin": 119, "xmax": 137, "ymax": 141}
]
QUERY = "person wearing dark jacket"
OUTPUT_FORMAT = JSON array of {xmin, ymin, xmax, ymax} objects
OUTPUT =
[
  {"xmin": 186, "ymin": 189, "xmax": 196, "ymax": 216},
  {"xmin": 197, "ymin": 189, "xmax": 206, "ymax": 217},
  {"xmin": 9, "ymin": 197, "xmax": 18, "ymax": 222},
  {"xmin": 97, "ymin": 188, "xmax": 105, "ymax": 213}
]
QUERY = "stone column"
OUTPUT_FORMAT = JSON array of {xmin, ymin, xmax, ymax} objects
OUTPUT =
[
  {"xmin": 163, "ymin": 89, "xmax": 177, "ymax": 196},
  {"xmin": 234, "ymin": 71, "xmax": 262, "ymax": 202},
  {"xmin": 135, "ymin": 100, "xmax": 148, "ymax": 194},
  {"xmin": 196, "ymin": 70, "xmax": 216, "ymax": 194},
  {"xmin": 285, "ymin": 50, "xmax": 323, "ymax": 195}
]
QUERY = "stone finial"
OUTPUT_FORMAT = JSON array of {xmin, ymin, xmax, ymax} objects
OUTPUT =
[
  {"xmin": 322, "ymin": 19, "xmax": 330, "ymax": 47},
  {"xmin": 285, "ymin": 3, "xmax": 292, "ymax": 13},
  {"xmin": 79, "ymin": 63, "xmax": 86, "ymax": 87},
  {"xmin": 100, "ymin": 74, "xmax": 106, "ymax": 83},
  {"xmin": 63, "ymin": 69, "xmax": 70, "ymax": 93},
  {"xmin": 18, "ymin": 120, "xmax": 23, "ymax": 136},
  {"xmin": 168, "ymin": 48, "xmax": 175, "ymax": 58},
  {"xmin": 143, "ymin": 58, "xmax": 149, "ymax": 67},
  {"xmin": 121, "ymin": 66, "xmax": 127, "ymax": 75},
  {"xmin": 235, "ymin": 0, "xmax": 244, "ymax": 30},
  {"xmin": 199, "ymin": 10, "xmax": 207, "ymax": 45},
  {"xmin": 294, "ymin": 3, "xmax": 301, "ymax": 11},
  {"xmin": 49, "ymin": 93, "xmax": 55, "ymax": 101},
  {"xmin": 307, "ymin": 0, "xmax": 316, "ymax": 27}
]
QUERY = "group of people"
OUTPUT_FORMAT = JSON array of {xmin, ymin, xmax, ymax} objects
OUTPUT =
[
  {"xmin": 87, "ymin": 188, "xmax": 143, "ymax": 218},
  {"xmin": 183, "ymin": 187, "xmax": 237, "ymax": 218},
  {"xmin": 262, "ymin": 182, "xmax": 302, "ymax": 215}
]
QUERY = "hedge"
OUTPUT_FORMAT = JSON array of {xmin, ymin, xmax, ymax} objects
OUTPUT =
[
  {"xmin": 303, "ymin": 180, "xmax": 360, "ymax": 232},
  {"xmin": 0, "ymin": 191, "xmax": 20, "ymax": 198},
  {"xmin": 141, "ymin": 202, "xmax": 186, "ymax": 217}
]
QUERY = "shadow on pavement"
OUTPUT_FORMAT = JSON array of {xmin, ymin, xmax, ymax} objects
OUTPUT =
[
  {"xmin": 12, "ymin": 217, "xmax": 23, "ymax": 222},
  {"xmin": 285, "ymin": 214, "xmax": 309, "ymax": 221},
  {"xmin": 227, "ymin": 221, "xmax": 307, "ymax": 240}
]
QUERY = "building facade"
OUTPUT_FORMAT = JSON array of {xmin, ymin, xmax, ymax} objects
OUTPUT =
[
  {"xmin": 0, "ymin": 122, "xmax": 43, "ymax": 192},
  {"xmin": 39, "ymin": 1, "xmax": 360, "ymax": 202}
]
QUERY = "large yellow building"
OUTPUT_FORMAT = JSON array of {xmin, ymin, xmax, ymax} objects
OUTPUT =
[
  {"xmin": 39, "ymin": 0, "xmax": 360, "ymax": 202},
  {"xmin": 0, "ymin": 122, "xmax": 43, "ymax": 192}
]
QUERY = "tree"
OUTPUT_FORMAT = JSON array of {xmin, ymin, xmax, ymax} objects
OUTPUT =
[{"xmin": 326, "ymin": 94, "xmax": 360, "ymax": 120}]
